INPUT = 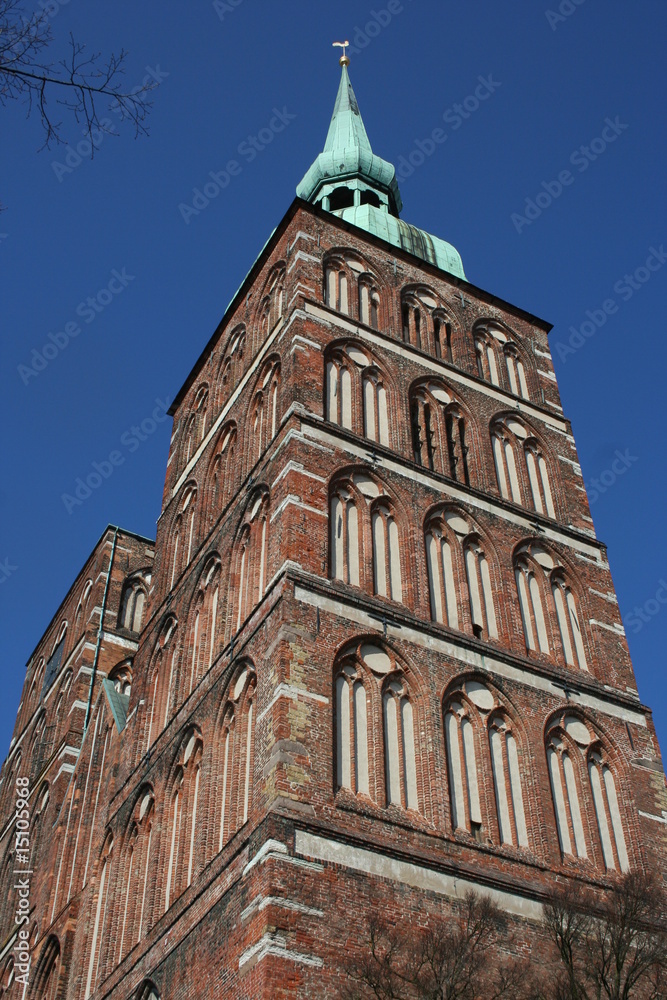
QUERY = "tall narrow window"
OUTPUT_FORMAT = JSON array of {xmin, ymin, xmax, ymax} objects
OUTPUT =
[
  {"xmin": 475, "ymin": 335, "xmax": 499, "ymax": 385},
  {"xmin": 372, "ymin": 505, "xmax": 402, "ymax": 602},
  {"xmin": 330, "ymin": 490, "xmax": 360, "ymax": 587},
  {"xmin": 335, "ymin": 666, "xmax": 370, "ymax": 796},
  {"xmin": 383, "ymin": 680, "xmax": 418, "ymax": 810},
  {"xmin": 489, "ymin": 716, "xmax": 528, "ymax": 847},
  {"xmin": 325, "ymin": 267, "xmax": 349, "ymax": 313},
  {"xmin": 164, "ymin": 788, "xmax": 180, "ymax": 911},
  {"xmin": 84, "ymin": 839, "xmax": 113, "ymax": 998},
  {"xmin": 515, "ymin": 561, "xmax": 549, "ymax": 654},
  {"xmin": 505, "ymin": 346, "xmax": 530, "ymax": 400},
  {"xmin": 525, "ymin": 442, "xmax": 556, "ymax": 517},
  {"xmin": 362, "ymin": 372, "xmax": 389, "ymax": 446},
  {"xmin": 515, "ymin": 544, "xmax": 588, "ymax": 669},
  {"xmin": 547, "ymin": 736, "xmax": 587, "ymax": 859},
  {"xmin": 251, "ymin": 361, "xmax": 280, "ymax": 460},
  {"xmin": 218, "ymin": 667, "xmax": 256, "ymax": 850},
  {"xmin": 464, "ymin": 541, "xmax": 498, "ymax": 639},
  {"xmin": 553, "ymin": 575, "xmax": 587, "ymax": 669},
  {"xmin": 588, "ymin": 751, "xmax": 629, "ymax": 872},
  {"xmin": 234, "ymin": 492, "xmax": 270, "ymax": 631},
  {"xmin": 445, "ymin": 407, "xmax": 469, "ymax": 485},
  {"xmin": 425, "ymin": 524, "xmax": 459, "ymax": 628},
  {"xmin": 444, "ymin": 703, "xmax": 482, "ymax": 837},
  {"xmin": 119, "ymin": 578, "xmax": 147, "ymax": 632},
  {"xmin": 433, "ymin": 315, "xmax": 453, "ymax": 362}
]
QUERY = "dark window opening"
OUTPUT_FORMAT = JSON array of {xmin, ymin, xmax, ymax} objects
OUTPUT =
[
  {"xmin": 329, "ymin": 187, "xmax": 355, "ymax": 211},
  {"xmin": 411, "ymin": 401, "xmax": 422, "ymax": 465},
  {"xmin": 360, "ymin": 190, "xmax": 381, "ymax": 208},
  {"xmin": 402, "ymin": 304, "xmax": 411, "ymax": 344}
]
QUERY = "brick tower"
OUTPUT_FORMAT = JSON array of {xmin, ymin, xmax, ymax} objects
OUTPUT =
[{"xmin": 1, "ymin": 56, "xmax": 665, "ymax": 999}]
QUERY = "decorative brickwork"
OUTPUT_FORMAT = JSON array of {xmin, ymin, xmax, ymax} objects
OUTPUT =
[{"xmin": 0, "ymin": 66, "xmax": 665, "ymax": 1000}]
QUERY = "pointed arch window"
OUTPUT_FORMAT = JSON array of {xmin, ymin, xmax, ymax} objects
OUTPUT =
[
  {"xmin": 251, "ymin": 360, "xmax": 280, "ymax": 461},
  {"xmin": 146, "ymin": 617, "xmax": 177, "ymax": 750},
  {"xmin": 362, "ymin": 369, "xmax": 389, "ymax": 446},
  {"xmin": 334, "ymin": 642, "xmax": 420, "ymax": 815},
  {"xmin": 117, "ymin": 791, "xmax": 154, "ymax": 962},
  {"xmin": 402, "ymin": 295, "xmax": 422, "ymax": 349},
  {"xmin": 475, "ymin": 331, "xmax": 500, "ymax": 385},
  {"xmin": 464, "ymin": 538, "xmax": 498, "ymax": 640},
  {"xmin": 371, "ymin": 503, "xmax": 402, "ymax": 602},
  {"xmin": 504, "ymin": 344, "xmax": 530, "ymax": 399},
  {"xmin": 188, "ymin": 558, "xmax": 220, "ymax": 692},
  {"xmin": 325, "ymin": 350, "xmax": 354, "ymax": 430},
  {"xmin": 383, "ymin": 678, "xmax": 418, "ymax": 810},
  {"xmin": 35, "ymin": 937, "xmax": 61, "ymax": 1000},
  {"xmin": 433, "ymin": 311, "xmax": 453, "ymax": 363},
  {"xmin": 588, "ymin": 748, "xmax": 629, "ymax": 872},
  {"xmin": 547, "ymin": 717, "xmax": 629, "ymax": 871},
  {"xmin": 119, "ymin": 575, "xmax": 148, "ymax": 632},
  {"xmin": 488, "ymin": 713, "xmax": 528, "ymax": 848},
  {"xmin": 194, "ymin": 385, "xmax": 209, "ymax": 442},
  {"xmin": 425, "ymin": 519, "xmax": 459, "ymax": 629},
  {"xmin": 218, "ymin": 665, "xmax": 256, "ymax": 850},
  {"xmin": 358, "ymin": 276, "xmax": 380, "ymax": 329},
  {"xmin": 492, "ymin": 416, "xmax": 556, "ymax": 517},
  {"xmin": 325, "ymin": 343, "xmax": 390, "ymax": 446},
  {"xmin": 410, "ymin": 382, "xmax": 472, "ymax": 485},
  {"xmin": 218, "ymin": 326, "xmax": 246, "ymax": 404},
  {"xmin": 444, "ymin": 700, "xmax": 483, "ymax": 838},
  {"xmin": 444, "ymin": 683, "xmax": 529, "ymax": 849},
  {"xmin": 330, "ymin": 485, "xmax": 361, "ymax": 587},
  {"xmin": 234, "ymin": 491, "xmax": 269, "ymax": 632},
  {"xmin": 325, "ymin": 265, "xmax": 349, "ymax": 314},
  {"xmin": 84, "ymin": 836, "xmax": 113, "ymax": 998},
  {"xmin": 335, "ymin": 665, "xmax": 370, "ymax": 797},
  {"xmin": 259, "ymin": 265, "xmax": 285, "ymax": 339},
  {"xmin": 210, "ymin": 422, "xmax": 237, "ymax": 523},
  {"xmin": 515, "ymin": 544, "xmax": 587, "ymax": 669},
  {"xmin": 425, "ymin": 513, "xmax": 497, "ymax": 641},
  {"xmin": 165, "ymin": 731, "xmax": 203, "ymax": 910}
]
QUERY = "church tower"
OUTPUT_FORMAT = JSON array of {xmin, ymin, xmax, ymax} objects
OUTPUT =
[{"xmin": 1, "ymin": 54, "xmax": 665, "ymax": 999}]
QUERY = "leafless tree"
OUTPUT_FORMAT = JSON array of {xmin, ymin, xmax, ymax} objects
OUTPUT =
[
  {"xmin": 0, "ymin": 0, "xmax": 152, "ymax": 150},
  {"xmin": 541, "ymin": 872, "xmax": 667, "ymax": 1000},
  {"xmin": 340, "ymin": 889, "xmax": 528, "ymax": 1000}
]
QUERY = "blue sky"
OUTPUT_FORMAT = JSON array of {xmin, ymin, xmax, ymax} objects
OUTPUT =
[{"xmin": 1, "ymin": 0, "xmax": 666, "ymax": 759}]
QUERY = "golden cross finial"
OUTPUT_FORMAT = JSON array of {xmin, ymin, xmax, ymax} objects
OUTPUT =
[{"xmin": 333, "ymin": 40, "xmax": 350, "ymax": 67}]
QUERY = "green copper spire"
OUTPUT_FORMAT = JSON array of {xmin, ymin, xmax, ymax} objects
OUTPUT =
[
  {"xmin": 297, "ymin": 56, "xmax": 465, "ymax": 281},
  {"xmin": 297, "ymin": 60, "xmax": 402, "ymax": 215}
]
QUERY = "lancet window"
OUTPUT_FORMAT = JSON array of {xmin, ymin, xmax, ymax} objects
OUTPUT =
[
  {"xmin": 410, "ymin": 380, "xmax": 471, "ymax": 485},
  {"xmin": 119, "ymin": 573, "xmax": 149, "ymax": 632},
  {"xmin": 514, "ymin": 542, "xmax": 587, "ymax": 669},
  {"xmin": 491, "ymin": 415, "xmax": 556, "ymax": 516},
  {"xmin": 443, "ymin": 680, "xmax": 528, "ymax": 848},
  {"xmin": 325, "ymin": 342, "xmax": 390, "ymax": 447},
  {"xmin": 250, "ymin": 358, "xmax": 280, "ymax": 463},
  {"xmin": 208, "ymin": 422, "xmax": 237, "ymax": 524},
  {"xmin": 547, "ymin": 715, "xmax": 629, "ymax": 872},
  {"xmin": 323, "ymin": 251, "xmax": 378, "ymax": 322},
  {"xmin": 330, "ymin": 474, "xmax": 403, "ymax": 605},
  {"xmin": 425, "ymin": 510, "xmax": 498, "ymax": 640},
  {"xmin": 187, "ymin": 556, "xmax": 220, "ymax": 694},
  {"xmin": 217, "ymin": 664, "xmax": 256, "ymax": 850},
  {"xmin": 401, "ymin": 287, "xmax": 456, "ymax": 363},
  {"xmin": 233, "ymin": 490, "xmax": 269, "ymax": 632},
  {"xmin": 164, "ymin": 730, "xmax": 203, "ymax": 911},
  {"xmin": 334, "ymin": 642, "xmax": 419, "ymax": 813}
]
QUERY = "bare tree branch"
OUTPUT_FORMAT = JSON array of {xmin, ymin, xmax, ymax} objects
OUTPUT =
[
  {"xmin": 0, "ymin": 0, "xmax": 153, "ymax": 150},
  {"xmin": 542, "ymin": 872, "xmax": 667, "ymax": 1000},
  {"xmin": 341, "ymin": 890, "xmax": 530, "ymax": 1000}
]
